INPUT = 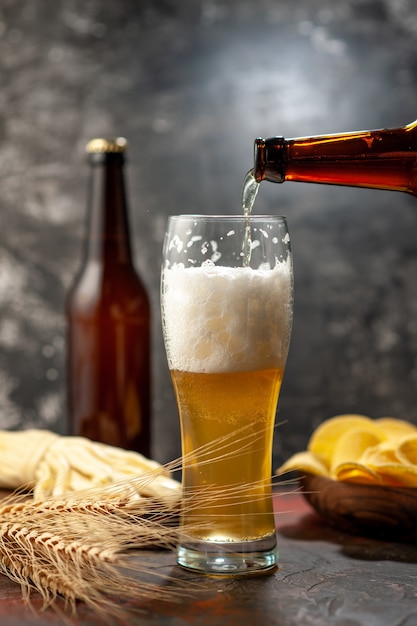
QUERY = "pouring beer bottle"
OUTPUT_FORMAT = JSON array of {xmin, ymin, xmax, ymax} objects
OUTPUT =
[
  {"xmin": 254, "ymin": 119, "xmax": 417, "ymax": 197},
  {"xmin": 66, "ymin": 137, "xmax": 151, "ymax": 456}
]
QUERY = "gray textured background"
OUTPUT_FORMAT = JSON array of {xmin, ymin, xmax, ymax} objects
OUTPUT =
[{"xmin": 1, "ymin": 0, "xmax": 417, "ymax": 467}]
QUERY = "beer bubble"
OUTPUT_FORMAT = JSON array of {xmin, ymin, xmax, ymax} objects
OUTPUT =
[
  {"xmin": 187, "ymin": 236, "xmax": 203, "ymax": 248},
  {"xmin": 206, "ymin": 317, "xmax": 226, "ymax": 333},
  {"xmin": 194, "ymin": 337, "xmax": 215, "ymax": 360},
  {"xmin": 168, "ymin": 235, "xmax": 183, "ymax": 254},
  {"xmin": 227, "ymin": 334, "xmax": 246, "ymax": 355}
]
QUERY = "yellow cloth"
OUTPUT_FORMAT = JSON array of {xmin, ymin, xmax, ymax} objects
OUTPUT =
[
  {"xmin": 276, "ymin": 414, "xmax": 417, "ymax": 487},
  {"xmin": 0, "ymin": 429, "xmax": 181, "ymax": 501}
]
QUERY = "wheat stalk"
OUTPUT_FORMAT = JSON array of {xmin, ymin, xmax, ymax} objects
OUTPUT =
[
  {"xmin": 0, "ymin": 425, "xmax": 293, "ymax": 620},
  {"xmin": 0, "ymin": 454, "xmax": 188, "ymax": 620}
]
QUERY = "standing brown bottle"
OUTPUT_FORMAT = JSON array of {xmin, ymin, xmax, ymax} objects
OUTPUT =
[
  {"xmin": 254, "ymin": 119, "xmax": 417, "ymax": 197},
  {"xmin": 66, "ymin": 137, "xmax": 151, "ymax": 456}
]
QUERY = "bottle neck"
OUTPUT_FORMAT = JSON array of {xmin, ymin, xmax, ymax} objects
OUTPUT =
[
  {"xmin": 85, "ymin": 152, "xmax": 133, "ymax": 265},
  {"xmin": 255, "ymin": 120, "xmax": 417, "ymax": 196},
  {"xmin": 254, "ymin": 137, "xmax": 286, "ymax": 183}
]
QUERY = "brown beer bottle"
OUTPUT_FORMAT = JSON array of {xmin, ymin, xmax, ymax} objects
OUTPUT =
[
  {"xmin": 66, "ymin": 137, "xmax": 151, "ymax": 456},
  {"xmin": 254, "ymin": 119, "xmax": 417, "ymax": 197}
]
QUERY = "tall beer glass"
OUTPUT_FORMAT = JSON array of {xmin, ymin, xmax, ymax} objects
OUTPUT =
[{"xmin": 161, "ymin": 215, "xmax": 293, "ymax": 574}]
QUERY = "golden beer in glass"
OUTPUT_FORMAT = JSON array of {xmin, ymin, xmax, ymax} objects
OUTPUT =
[{"xmin": 161, "ymin": 215, "xmax": 293, "ymax": 574}]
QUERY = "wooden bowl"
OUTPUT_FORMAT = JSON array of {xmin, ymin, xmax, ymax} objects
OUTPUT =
[{"xmin": 300, "ymin": 473, "xmax": 417, "ymax": 542}]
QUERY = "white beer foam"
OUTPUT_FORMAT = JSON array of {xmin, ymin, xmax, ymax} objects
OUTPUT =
[{"xmin": 162, "ymin": 262, "xmax": 292, "ymax": 373}]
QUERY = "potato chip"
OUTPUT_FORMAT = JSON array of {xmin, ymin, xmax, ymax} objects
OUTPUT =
[
  {"xmin": 330, "ymin": 425, "xmax": 385, "ymax": 474},
  {"xmin": 333, "ymin": 461, "xmax": 382, "ymax": 485},
  {"xmin": 375, "ymin": 417, "xmax": 417, "ymax": 441},
  {"xmin": 360, "ymin": 441, "xmax": 401, "ymax": 466},
  {"xmin": 366, "ymin": 463, "xmax": 417, "ymax": 487},
  {"xmin": 276, "ymin": 414, "xmax": 417, "ymax": 488},
  {"xmin": 307, "ymin": 414, "xmax": 373, "ymax": 469},
  {"xmin": 276, "ymin": 451, "xmax": 328, "ymax": 478},
  {"xmin": 396, "ymin": 435, "xmax": 417, "ymax": 466}
]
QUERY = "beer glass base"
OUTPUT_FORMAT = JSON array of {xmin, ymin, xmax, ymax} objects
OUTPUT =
[{"xmin": 176, "ymin": 534, "xmax": 278, "ymax": 576}]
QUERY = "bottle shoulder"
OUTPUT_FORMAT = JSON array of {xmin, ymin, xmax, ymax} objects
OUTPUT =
[{"xmin": 67, "ymin": 262, "xmax": 150, "ymax": 318}]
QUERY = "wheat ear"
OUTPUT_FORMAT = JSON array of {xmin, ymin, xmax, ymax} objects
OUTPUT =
[
  {"xmin": 0, "ymin": 424, "xmax": 286, "ymax": 619},
  {"xmin": 0, "ymin": 456, "xmax": 187, "ymax": 619}
]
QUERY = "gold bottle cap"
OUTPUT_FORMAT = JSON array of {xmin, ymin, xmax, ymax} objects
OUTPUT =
[{"xmin": 86, "ymin": 137, "xmax": 128, "ymax": 153}]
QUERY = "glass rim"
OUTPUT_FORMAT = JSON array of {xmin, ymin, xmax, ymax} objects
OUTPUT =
[{"xmin": 168, "ymin": 214, "xmax": 287, "ymax": 220}]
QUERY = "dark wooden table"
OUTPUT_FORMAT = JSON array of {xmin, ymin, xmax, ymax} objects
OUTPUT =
[{"xmin": 1, "ymin": 490, "xmax": 417, "ymax": 625}]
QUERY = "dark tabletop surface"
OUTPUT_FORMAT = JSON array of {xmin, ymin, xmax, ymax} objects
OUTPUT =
[{"xmin": 1, "ymin": 489, "xmax": 416, "ymax": 626}]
